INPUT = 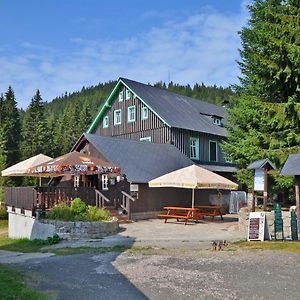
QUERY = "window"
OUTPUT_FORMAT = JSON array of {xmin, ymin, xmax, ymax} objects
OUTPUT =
[
  {"xmin": 101, "ymin": 174, "xmax": 108, "ymax": 190},
  {"xmin": 213, "ymin": 117, "xmax": 221, "ymax": 126},
  {"xmin": 118, "ymin": 91, "xmax": 123, "ymax": 102},
  {"xmin": 114, "ymin": 109, "xmax": 122, "ymax": 125},
  {"xmin": 127, "ymin": 106, "xmax": 136, "ymax": 123},
  {"xmin": 209, "ymin": 140, "xmax": 218, "ymax": 162},
  {"xmin": 190, "ymin": 137, "xmax": 199, "ymax": 160},
  {"xmin": 103, "ymin": 116, "xmax": 109, "ymax": 128},
  {"xmin": 126, "ymin": 89, "xmax": 131, "ymax": 100},
  {"xmin": 141, "ymin": 106, "xmax": 149, "ymax": 120},
  {"xmin": 140, "ymin": 136, "xmax": 151, "ymax": 142}
]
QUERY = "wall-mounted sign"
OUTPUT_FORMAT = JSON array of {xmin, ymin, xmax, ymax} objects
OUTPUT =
[
  {"xmin": 248, "ymin": 212, "xmax": 269, "ymax": 241},
  {"xmin": 254, "ymin": 169, "xmax": 264, "ymax": 191},
  {"xmin": 130, "ymin": 184, "xmax": 139, "ymax": 192}
]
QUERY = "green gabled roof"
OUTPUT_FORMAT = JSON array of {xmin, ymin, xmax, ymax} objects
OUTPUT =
[{"xmin": 87, "ymin": 78, "xmax": 170, "ymax": 133}]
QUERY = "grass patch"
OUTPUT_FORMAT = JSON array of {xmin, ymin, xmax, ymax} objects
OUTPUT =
[
  {"xmin": 0, "ymin": 220, "xmax": 8, "ymax": 230},
  {"xmin": 52, "ymin": 245, "xmax": 130, "ymax": 256},
  {"xmin": 0, "ymin": 235, "xmax": 61, "ymax": 253},
  {"xmin": 0, "ymin": 264, "xmax": 45, "ymax": 300},
  {"xmin": 0, "ymin": 237, "xmax": 50, "ymax": 253},
  {"xmin": 232, "ymin": 240, "xmax": 300, "ymax": 253}
]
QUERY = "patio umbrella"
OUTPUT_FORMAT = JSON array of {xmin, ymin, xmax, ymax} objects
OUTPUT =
[
  {"xmin": 1, "ymin": 153, "xmax": 53, "ymax": 186},
  {"xmin": 149, "ymin": 164, "xmax": 238, "ymax": 207},
  {"xmin": 28, "ymin": 151, "xmax": 120, "ymax": 177}
]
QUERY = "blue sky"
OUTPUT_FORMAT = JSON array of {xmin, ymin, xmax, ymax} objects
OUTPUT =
[{"xmin": 0, "ymin": 0, "xmax": 250, "ymax": 108}]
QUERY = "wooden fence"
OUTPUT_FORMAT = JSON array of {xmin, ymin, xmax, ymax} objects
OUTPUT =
[{"xmin": 4, "ymin": 186, "xmax": 97, "ymax": 212}]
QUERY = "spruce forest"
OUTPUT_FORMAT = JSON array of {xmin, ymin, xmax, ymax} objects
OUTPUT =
[{"xmin": 0, "ymin": 81, "xmax": 234, "ymax": 186}]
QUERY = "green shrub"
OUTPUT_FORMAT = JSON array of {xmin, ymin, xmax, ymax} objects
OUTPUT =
[
  {"xmin": 85, "ymin": 206, "xmax": 111, "ymax": 221},
  {"xmin": 47, "ymin": 234, "xmax": 61, "ymax": 245},
  {"xmin": 0, "ymin": 188, "xmax": 4, "ymax": 205},
  {"xmin": 0, "ymin": 207, "xmax": 8, "ymax": 220},
  {"xmin": 47, "ymin": 204, "xmax": 76, "ymax": 221},
  {"xmin": 70, "ymin": 198, "xmax": 87, "ymax": 216},
  {"xmin": 46, "ymin": 198, "xmax": 111, "ymax": 222}
]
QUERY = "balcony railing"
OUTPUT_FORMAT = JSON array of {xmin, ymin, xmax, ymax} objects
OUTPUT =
[{"xmin": 4, "ymin": 186, "xmax": 97, "ymax": 213}]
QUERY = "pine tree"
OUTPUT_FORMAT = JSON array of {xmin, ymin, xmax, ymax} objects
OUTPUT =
[
  {"xmin": 1, "ymin": 86, "xmax": 21, "ymax": 167},
  {"xmin": 78, "ymin": 101, "xmax": 92, "ymax": 134},
  {"xmin": 222, "ymin": 0, "xmax": 300, "ymax": 193},
  {"xmin": 21, "ymin": 90, "xmax": 50, "ymax": 159}
]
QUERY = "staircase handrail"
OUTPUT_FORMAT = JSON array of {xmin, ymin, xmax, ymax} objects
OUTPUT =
[{"xmin": 121, "ymin": 190, "xmax": 136, "ymax": 202}]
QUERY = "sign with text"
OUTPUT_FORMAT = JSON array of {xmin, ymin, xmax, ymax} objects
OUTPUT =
[
  {"xmin": 130, "ymin": 184, "xmax": 139, "ymax": 192},
  {"xmin": 254, "ymin": 169, "xmax": 264, "ymax": 191},
  {"xmin": 248, "ymin": 212, "xmax": 268, "ymax": 241}
]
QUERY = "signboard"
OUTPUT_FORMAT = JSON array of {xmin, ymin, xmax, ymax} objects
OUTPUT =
[
  {"xmin": 248, "ymin": 212, "xmax": 268, "ymax": 241},
  {"xmin": 254, "ymin": 169, "xmax": 264, "ymax": 191},
  {"xmin": 130, "ymin": 184, "xmax": 139, "ymax": 192}
]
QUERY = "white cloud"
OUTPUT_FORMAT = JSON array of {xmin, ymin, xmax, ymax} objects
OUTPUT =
[{"xmin": 0, "ymin": 5, "xmax": 248, "ymax": 108}]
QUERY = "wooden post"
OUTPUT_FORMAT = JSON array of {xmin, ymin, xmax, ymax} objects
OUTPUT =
[
  {"xmin": 295, "ymin": 176, "xmax": 300, "ymax": 222},
  {"xmin": 252, "ymin": 190, "xmax": 255, "ymax": 212},
  {"xmin": 263, "ymin": 168, "xmax": 268, "ymax": 211}
]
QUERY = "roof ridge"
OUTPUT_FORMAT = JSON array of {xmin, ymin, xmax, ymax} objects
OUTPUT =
[{"xmin": 120, "ymin": 77, "xmax": 224, "ymax": 110}]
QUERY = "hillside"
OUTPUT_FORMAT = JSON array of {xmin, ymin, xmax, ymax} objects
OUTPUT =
[{"xmin": 45, "ymin": 79, "xmax": 235, "ymax": 119}]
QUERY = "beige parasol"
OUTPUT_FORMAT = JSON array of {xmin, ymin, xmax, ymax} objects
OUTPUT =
[
  {"xmin": 1, "ymin": 154, "xmax": 52, "ymax": 177},
  {"xmin": 149, "ymin": 164, "xmax": 238, "ymax": 207}
]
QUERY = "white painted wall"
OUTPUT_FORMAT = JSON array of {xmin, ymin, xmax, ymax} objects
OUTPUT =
[{"xmin": 8, "ymin": 211, "xmax": 55, "ymax": 240}]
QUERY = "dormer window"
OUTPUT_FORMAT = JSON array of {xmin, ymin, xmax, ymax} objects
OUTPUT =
[
  {"xmin": 126, "ymin": 89, "xmax": 131, "ymax": 100},
  {"xmin": 213, "ymin": 117, "xmax": 221, "ymax": 126}
]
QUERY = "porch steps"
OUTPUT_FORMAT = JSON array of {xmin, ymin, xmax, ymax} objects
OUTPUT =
[{"xmin": 106, "ymin": 207, "xmax": 132, "ymax": 224}]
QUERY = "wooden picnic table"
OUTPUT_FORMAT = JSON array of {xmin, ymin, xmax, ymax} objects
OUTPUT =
[
  {"xmin": 194, "ymin": 205, "xmax": 224, "ymax": 221},
  {"xmin": 158, "ymin": 206, "xmax": 200, "ymax": 225}
]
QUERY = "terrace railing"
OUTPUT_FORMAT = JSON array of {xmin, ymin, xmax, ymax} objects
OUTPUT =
[{"xmin": 4, "ymin": 186, "xmax": 97, "ymax": 213}]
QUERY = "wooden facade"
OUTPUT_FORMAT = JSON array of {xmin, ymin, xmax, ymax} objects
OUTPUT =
[
  {"xmin": 95, "ymin": 86, "xmax": 171, "ymax": 144},
  {"xmin": 93, "ymin": 83, "xmax": 228, "ymax": 164}
]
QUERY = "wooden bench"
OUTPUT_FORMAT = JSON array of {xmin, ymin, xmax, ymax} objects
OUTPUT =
[
  {"xmin": 158, "ymin": 206, "xmax": 198, "ymax": 225},
  {"xmin": 194, "ymin": 205, "xmax": 224, "ymax": 221}
]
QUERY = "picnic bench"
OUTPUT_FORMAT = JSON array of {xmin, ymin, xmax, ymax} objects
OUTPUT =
[
  {"xmin": 194, "ymin": 205, "xmax": 224, "ymax": 221},
  {"xmin": 158, "ymin": 206, "xmax": 199, "ymax": 225}
]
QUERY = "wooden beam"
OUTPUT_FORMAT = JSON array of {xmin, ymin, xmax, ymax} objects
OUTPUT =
[
  {"xmin": 263, "ymin": 168, "xmax": 268, "ymax": 211},
  {"xmin": 295, "ymin": 176, "xmax": 300, "ymax": 221}
]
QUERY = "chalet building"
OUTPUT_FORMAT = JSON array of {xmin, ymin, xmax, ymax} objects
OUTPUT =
[
  {"xmin": 71, "ymin": 78, "xmax": 237, "ymax": 220},
  {"xmin": 87, "ymin": 78, "xmax": 236, "ymax": 174}
]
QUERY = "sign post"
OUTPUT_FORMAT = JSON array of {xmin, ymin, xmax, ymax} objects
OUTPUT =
[{"xmin": 248, "ymin": 212, "xmax": 269, "ymax": 241}]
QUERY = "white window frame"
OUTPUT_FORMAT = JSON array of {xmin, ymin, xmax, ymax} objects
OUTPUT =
[
  {"xmin": 127, "ymin": 106, "xmax": 136, "ymax": 123},
  {"xmin": 118, "ymin": 91, "xmax": 123, "ymax": 102},
  {"xmin": 140, "ymin": 136, "xmax": 151, "ymax": 142},
  {"xmin": 125, "ymin": 89, "xmax": 131, "ymax": 100},
  {"xmin": 114, "ymin": 109, "xmax": 122, "ymax": 125},
  {"xmin": 141, "ymin": 106, "xmax": 149, "ymax": 120},
  {"xmin": 101, "ymin": 174, "xmax": 109, "ymax": 190},
  {"xmin": 103, "ymin": 116, "xmax": 109, "ymax": 128},
  {"xmin": 209, "ymin": 140, "xmax": 218, "ymax": 162},
  {"xmin": 190, "ymin": 137, "xmax": 199, "ymax": 160}
]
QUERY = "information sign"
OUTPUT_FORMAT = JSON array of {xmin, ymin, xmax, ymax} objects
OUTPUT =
[
  {"xmin": 254, "ymin": 169, "xmax": 264, "ymax": 191},
  {"xmin": 248, "ymin": 212, "xmax": 268, "ymax": 241}
]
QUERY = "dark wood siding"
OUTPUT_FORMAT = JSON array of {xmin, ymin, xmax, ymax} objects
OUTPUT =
[
  {"xmin": 130, "ymin": 185, "xmax": 220, "ymax": 213},
  {"xmin": 170, "ymin": 128, "xmax": 226, "ymax": 163},
  {"xmin": 94, "ymin": 85, "xmax": 171, "ymax": 144}
]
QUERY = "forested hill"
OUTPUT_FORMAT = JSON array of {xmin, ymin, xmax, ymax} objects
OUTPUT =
[{"xmin": 45, "ymin": 79, "xmax": 235, "ymax": 118}]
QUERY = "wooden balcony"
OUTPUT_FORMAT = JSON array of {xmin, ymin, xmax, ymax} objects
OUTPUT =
[{"xmin": 4, "ymin": 186, "xmax": 97, "ymax": 213}]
